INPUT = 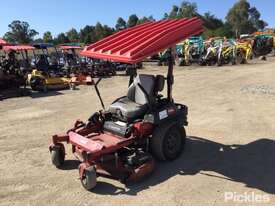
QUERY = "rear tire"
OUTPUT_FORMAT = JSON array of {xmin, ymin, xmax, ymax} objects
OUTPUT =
[{"xmin": 150, "ymin": 122, "xmax": 186, "ymax": 161}]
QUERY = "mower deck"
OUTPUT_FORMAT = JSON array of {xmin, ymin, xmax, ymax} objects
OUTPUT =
[
  {"xmin": 51, "ymin": 120, "xmax": 156, "ymax": 185},
  {"xmin": 69, "ymin": 131, "xmax": 134, "ymax": 155}
]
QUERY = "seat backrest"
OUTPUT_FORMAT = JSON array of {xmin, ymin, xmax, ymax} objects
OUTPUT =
[
  {"xmin": 155, "ymin": 75, "xmax": 165, "ymax": 94},
  {"xmin": 127, "ymin": 74, "xmax": 155, "ymax": 105}
]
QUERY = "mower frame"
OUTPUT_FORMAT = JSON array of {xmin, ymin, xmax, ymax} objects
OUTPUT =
[
  {"xmin": 50, "ymin": 49, "xmax": 188, "ymax": 189},
  {"xmin": 49, "ymin": 18, "xmax": 202, "ymax": 190}
]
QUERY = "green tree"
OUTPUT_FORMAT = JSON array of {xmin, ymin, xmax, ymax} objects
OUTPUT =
[
  {"xmin": 33, "ymin": 38, "xmax": 44, "ymax": 43},
  {"xmin": 203, "ymin": 12, "xmax": 224, "ymax": 30},
  {"xmin": 80, "ymin": 25, "xmax": 96, "ymax": 44},
  {"xmin": 137, "ymin": 15, "xmax": 155, "ymax": 24},
  {"xmin": 67, "ymin": 28, "xmax": 79, "ymax": 42},
  {"xmin": 3, "ymin": 20, "xmax": 38, "ymax": 44},
  {"xmin": 94, "ymin": 22, "xmax": 114, "ymax": 41},
  {"xmin": 163, "ymin": 13, "xmax": 169, "ymax": 19},
  {"xmin": 127, "ymin": 14, "xmax": 139, "ymax": 28},
  {"xmin": 167, "ymin": 1, "xmax": 198, "ymax": 19},
  {"xmin": 226, "ymin": 0, "xmax": 267, "ymax": 37},
  {"xmin": 115, "ymin": 17, "xmax": 127, "ymax": 30},
  {"xmin": 43, "ymin": 31, "xmax": 53, "ymax": 43},
  {"xmin": 202, "ymin": 12, "xmax": 233, "ymax": 38},
  {"xmin": 204, "ymin": 23, "xmax": 233, "ymax": 38},
  {"xmin": 55, "ymin": 32, "xmax": 69, "ymax": 44},
  {"xmin": 178, "ymin": 1, "xmax": 198, "ymax": 18},
  {"xmin": 168, "ymin": 5, "xmax": 179, "ymax": 19},
  {"xmin": 249, "ymin": 6, "xmax": 267, "ymax": 30}
]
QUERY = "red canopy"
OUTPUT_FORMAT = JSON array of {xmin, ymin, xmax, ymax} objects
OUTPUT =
[
  {"xmin": 3, "ymin": 45, "xmax": 35, "ymax": 51},
  {"xmin": 0, "ymin": 38, "xmax": 9, "ymax": 46},
  {"xmin": 59, "ymin": 45, "xmax": 82, "ymax": 50},
  {"xmin": 81, "ymin": 17, "xmax": 203, "ymax": 64}
]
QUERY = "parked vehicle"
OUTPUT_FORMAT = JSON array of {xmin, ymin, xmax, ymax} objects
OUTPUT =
[
  {"xmin": 176, "ymin": 36, "xmax": 205, "ymax": 66},
  {"xmin": 49, "ymin": 17, "xmax": 203, "ymax": 190},
  {"xmin": 1, "ymin": 45, "xmax": 34, "ymax": 93}
]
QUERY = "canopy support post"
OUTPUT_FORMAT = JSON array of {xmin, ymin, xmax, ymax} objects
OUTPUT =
[
  {"xmin": 167, "ymin": 48, "xmax": 174, "ymax": 102},
  {"xmin": 94, "ymin": 78, "xmax": 105, "ymax": 110},
  {"xmin": 128, "ymin": 65, "xmax": 137, "ymax": 87}
]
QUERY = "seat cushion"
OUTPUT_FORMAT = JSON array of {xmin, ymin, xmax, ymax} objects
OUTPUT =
[{"xmin": 109, "ymin": 97, "xmax": 148, "ymax": 121}]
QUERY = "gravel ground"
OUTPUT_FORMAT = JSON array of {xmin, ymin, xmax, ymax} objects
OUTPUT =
[{"xmin": 0, "ymin": 57, "xmax": 275, "ymax": 206}]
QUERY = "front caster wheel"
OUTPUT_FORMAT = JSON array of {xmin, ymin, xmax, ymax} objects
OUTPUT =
[
  {"xmin": 80, "ymin": 166, "xmax": 97, "ymax": 190},
  {"xmin": 50, "ymin": 144, "xmax": 65, "ymax": 167}
]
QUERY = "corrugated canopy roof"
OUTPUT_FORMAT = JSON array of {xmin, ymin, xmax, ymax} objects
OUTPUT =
[
  {"xmin": 59, "ymin": 45, "xmax": 82, "ymax": 50},
  {"xmin": 0, "ymin": 38, "xmax": 9, "ymax": 46},
  {"xmin": 80, "ymin": 17, "xmax": 203, "ymax": 64},
  {"xmin": 3, "ymin": 45, "xmax": 35, "ymax": 51}
]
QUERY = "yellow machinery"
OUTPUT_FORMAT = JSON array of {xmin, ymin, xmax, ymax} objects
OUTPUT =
[
  {"xmin": 236, "ymin": 41, "xmax": 253, "ymax": 63},
  {"xmin": 217, "ymin": 40, "xmax": 237, "ymax": 66},
  {"xmin": 28, "ymin": 69, "xmax": 75, "ymax": 92}
]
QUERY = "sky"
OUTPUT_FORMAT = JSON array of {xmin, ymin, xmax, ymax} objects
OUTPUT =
[{"xmin": 0, "ymin": 0, "xmax": 274, "ymax": 38}]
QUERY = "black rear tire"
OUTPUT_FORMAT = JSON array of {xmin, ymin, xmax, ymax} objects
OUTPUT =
[{"xmin": 150, "ymin": 122, "xmax": 186, "ymax": 161}]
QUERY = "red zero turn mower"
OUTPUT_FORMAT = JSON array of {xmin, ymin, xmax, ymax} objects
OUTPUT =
[{"xmin": 49, "ymin": 18, "xmax": 203, "ymax": 190}]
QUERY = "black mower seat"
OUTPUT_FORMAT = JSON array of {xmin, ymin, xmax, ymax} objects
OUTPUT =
[
  {"xmin": 109, "ymin": 96, "xmax": 148, "ymax": 121},
  {"xmin": 109, "ymin": 74, "xmax": 164, "ymax": 122}
]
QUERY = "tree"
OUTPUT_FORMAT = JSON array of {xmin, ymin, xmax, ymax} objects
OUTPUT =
[
  {"xmin": 80, "ymin": 25, "xmax": 96, "ymax": 44},
  {"xmin": 78, "ymin": 23, "xmax": 113, "ymax": 44},
  {"xmin": 168, "ymin": 5, "xmax": 179, "ymax": 19},
  {"xmin": 43, "ymin": 31, "xmax": 53, "ymax": 43},
  {"xmin": 249, "ymin": 6, "xmax": 267, "ymax": 30},
  {"xmin": 127, "ymin": 14, "xmax": 139, "ymax": 28},
  {"xmin": 80, "ymin": 25, "xmax": 92, "ymax": 42},
  {"xmin": 167, "ymin": 1, "xmax": 198, "ymax": 19},
  {"xmin": 137, "ymin": 16, "xmax": 155, "ymax": 24},
  {"xmin": 204, "ymin": 23, "xmax": 233, "ymax": 38},
  {"xmin": 115, "ymin": 17, "xmax": 127, "ymax": 30},
  {"xmin": 202, "ymin": 12, "xmax": 233, "ymax": 38},
  {"xmin": 94, "ymin": 22, "xmax": 114, "ymax": 41},
  {"xmin": 163, "ymin": 13, "xmax": 169, "ymax": 19},
  {"xmin": 33, "ymin": 38, "xmax": 44, "ymax": 43},
  {"xmin": 55, "ymin": 32, "xmax": 69, "ymax": 44},
  {"xmin": 203, "ymin": 12, "xmax": 224, "ymax": 30},
  {"xmin": 226, "ymin": 0, "xmax": 267, "ymax": 37},
  {"xmin": 3, "ymin": 20, "xmax": 38, "ymax": 44},
  {"xmin": 178, "ymin": 1, "xmax": 198, "ymax": 18},
  {"xmin": 67, "ymin": 28, "xmax": 79, "ymax": 42}
]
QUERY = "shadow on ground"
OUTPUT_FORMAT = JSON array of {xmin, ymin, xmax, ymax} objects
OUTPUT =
[
  {"xmin": 0, "ymin": 88, "xmax": 66, "ymax": 100},
  {"xmin": 30, "ymin": 90, "xmax": 64, "ymax": 98},
  {"xmin": 61, "ymin": 136, "xmax": 275, "ymax": 195},
  {"xmin": 0, "ymin": 88, "xmax": 31, "ymax": 100}
]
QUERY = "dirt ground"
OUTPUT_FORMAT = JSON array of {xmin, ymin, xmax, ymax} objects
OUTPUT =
[{"xmin": 1, "ymin": 57, "xmax": 275, "ymax": 206}]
